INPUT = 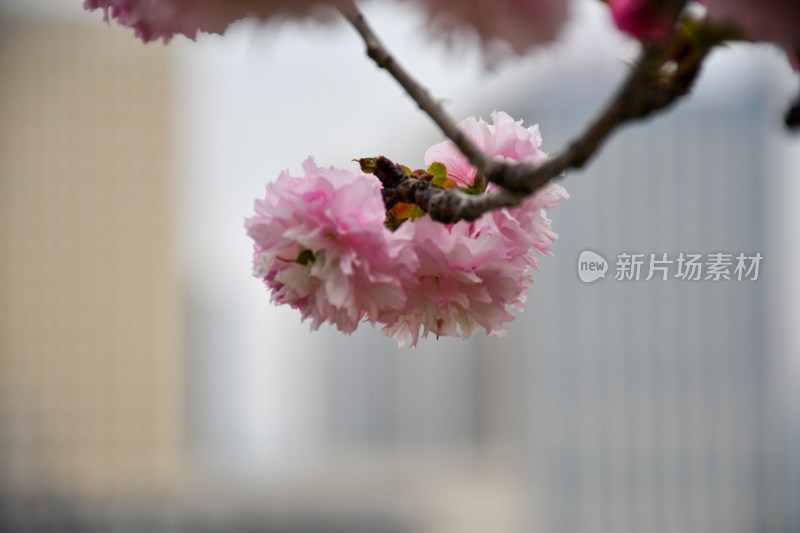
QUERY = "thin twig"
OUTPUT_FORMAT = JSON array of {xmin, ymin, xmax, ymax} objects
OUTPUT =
[
  {"xmin": 373, "ymin": 156, "xmax": 523, "ymax": 223},
  {"xmin": 339, "ymin": 4, "xmax": 493, "ymax": 177},
  {"xmin": 487, "ymin": 43, "xmax": 677, "ymax": 193}
]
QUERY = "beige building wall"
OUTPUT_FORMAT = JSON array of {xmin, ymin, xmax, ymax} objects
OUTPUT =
[{"xmin": 0, "ymin": 17, "xmax": 184, "ymax": 498}]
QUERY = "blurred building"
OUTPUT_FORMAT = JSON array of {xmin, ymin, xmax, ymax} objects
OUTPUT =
[{"xmin": 0, "ymin": 11, "xmax": 184, "ymax": 523}]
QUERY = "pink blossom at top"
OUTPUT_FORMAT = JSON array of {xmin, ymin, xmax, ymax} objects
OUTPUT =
[
  {"xmin": 83, "ymin": 0, "xmax": 348, "ymax": 43},
  {"xmin": 409, "ymin": 0, "xmax": 569, "ymax": 54},
  {"xmin": 424, "ymin": 111, "xmax": 549, "ymax": 187},
  {"xmin": 702, "ymin": 0, "xmax": 800, "ymax": 69},
  {"xmin": 606, "ymin": 0, "xmax": 675, "ymax": 42},
  {"xmin": 423, "ymin": 112, "xmax": 566, "ymax": 266},
  {"xmin": 86, "ymin": 0, "xmax": 569, "ymax": 51},
  {"xmin": 423, "ymin": 111, "xmax": 567, "ymax": 262},
  {"xmin": 246, "ymin": 158, "xmax": 417, "ymax": 334}
]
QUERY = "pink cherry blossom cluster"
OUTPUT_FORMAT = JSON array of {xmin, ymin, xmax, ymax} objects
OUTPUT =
[
  {"xmin": 82, "ymin": 0, "xmax": 352, "ymax": 42},
  {"xmin": 606, "ymin": 0, "xmax": 799, "ymax": 68},
  {"xmin": 85, "ymin": 0, "xmax": 800, "ymax": 70},
  {"xmin": 246, "ymin": 112, "xmax": 568, "ymax": 346},
  {"xmin": 83, "ymin": 0, "xmax": 566, "ymax": 49},
  {"xmin": 606, "ymin": 0, "xmax": 676, "ymax": 42},
  {"xmin": 86, "ymin": 0, "xmax": 800, "ymax": 71}
]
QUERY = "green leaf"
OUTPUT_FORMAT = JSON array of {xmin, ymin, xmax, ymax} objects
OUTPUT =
[
  {"xmin": 391, "ymin": 202, "xmax": 426, "ymax": 220},
  {"xmin": 355, "ymin": 157, "xmax": 377, "ymax": 174},
  {"xmin": 430, "ymin": 175, "xmax": 457, "ymax": 189},
  {"xmin": 426, "ymin": 162, "xmax": 448, "ymax": 181},
  {"xmin": 385, "ymin": 212, "xmax": 403, "ymax": 231},
  {"xmin": 461, "ymin": 175, "xmax": 487, "ymax": 195},
  {"xmin": 385, "ymin": 202, "xmax": 427, "ymax": 231},
  {"xmin": 408, "ymin": 205, "xmax": 426, "ymax": 219}
]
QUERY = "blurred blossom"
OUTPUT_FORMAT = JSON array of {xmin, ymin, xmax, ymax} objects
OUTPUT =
[
  {"xmin": 83, "ymin": 0, "xmax": 350, "ymax": 42},
  {"xmin": 606, "ymin": 0, "xmax": 675, "ymax": 42},
  {"xmin": 84, "ymin": 0, "xmax": 570, "ymax": 53},
  {"xmin": 702, "ymin": 0, "xmax": 800, "ymax": 68},
  {"xmin": 408, "ymin": 0, "xmax": 569, "ymax": 53}
]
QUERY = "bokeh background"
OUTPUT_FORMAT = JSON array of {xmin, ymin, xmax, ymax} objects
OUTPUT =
[{"xmin": 1, "ymin": 0, "xmax": 799, "ymax": 532}]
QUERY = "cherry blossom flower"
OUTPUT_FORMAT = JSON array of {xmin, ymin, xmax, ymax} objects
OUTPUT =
[
  {"xmin": 604, "ymin": 0, "xmax": 800, "ymax": 69},
  {"xmin": 85, "ymin": 0, "xmax": 569, "ymax": 51},
  {"xmin": 83, "ymin": 0, "xmax": 348, "ymax": 43},
  {"xmin": 423, "ymin": 111, "xmax": 567, "ymax": 264},
  {"xmin": 606, "ymin": 0, "xmax": 675, "ymax": 42},
  {"xmin": 383, "ymin": 217, "xmax": 524, "ymax": 345},
  {"xmin": 246, "ymin": 113, "xmax": 565, "ymax": 347},
  {"xmin": 410, "ymin": 0, "xmax": 568, "ymax": 53},
  {"xmin": 424, "ymin": 111, "xmax": 549, "ymax": 187},
  {"xmin": 383, "ymin": 212, "xmax": 548, "ymax": 346},
  {"xmin": 246, "ymin": 158, "xmax": 416, "ymax": 334},
  {"xmin": 383, "ymin": 112, "xmax": 568, "ymax": 346}
]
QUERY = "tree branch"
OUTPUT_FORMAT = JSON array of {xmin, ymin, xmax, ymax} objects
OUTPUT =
[
  {"xmin": 339, "ymin": 4, "xmax": 493, "ymax": 178},
  {"xmin": 373, "ymin": 156, "xmax": 522, "ymax": 223},
  {"xmin": 487, "ymin": 37, "xmax": 702, "ymax": 194},
  {"xmin": 342, "ymin": 1, "xmax": 700, "ymax": 223}
]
